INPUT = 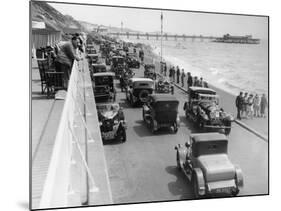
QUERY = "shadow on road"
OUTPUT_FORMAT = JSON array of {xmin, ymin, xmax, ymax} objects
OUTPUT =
[{"xmin": 165, "ymin": 165, "xmax": 194, "ymax": 200}]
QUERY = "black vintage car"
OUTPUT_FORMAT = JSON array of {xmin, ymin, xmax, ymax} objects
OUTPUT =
[
  {"xmin": 125, "ymin": 78, "xmax": 154, "ymax": 106},
  {"xmin": 143, "ymin": 94, "xmax": 180, "ymax": 133},
  {"xmin": 96, "ymin": 103, "xmax": 126, "ymax": 142},
  {"xmin": 155, "ymin": 77, "xmax": 174, "ymax": 94},
  {"xmin": 92, "ymin": 72, "xmax": 116, "ymax": 102},
  {"xmin": 144, "ymin": 64, "xmax": 156, "ymax": 80},
  {"xmin": 91, "ymin": 63, "xmax": 107, "ymax": 74},
  {"xmin": 183, "ymin": 87, "xmax": 233, "ymax": 135},
  {"xmin": 111, "ymin": 56, "xmax": 125, "ymax": 79}
]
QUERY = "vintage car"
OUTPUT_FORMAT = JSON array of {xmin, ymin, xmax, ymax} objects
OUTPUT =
[
  {"xmin": 87, "ymin": 53, "xmax": 99, "ymax": 65},
  {"xmin": 143, "ymin": 94, "xmax": 180, "ymax": 133},
  {"xmin": 174, "ymin": 132, "xmax": 243, "ymax": 198},
  {"xmin": 92, "ymin": 72, "xmax": 116, "ymax": 102},
  {"xmin": 91, "ymin": 63, "xmax": 107, "ymax": 74},
  {"xmin": 96, "ymin": 103, "xmax": 126, "ymax": 142},
  {"xmin": 111, "ymin": 56, "xmax": 126, "ymax": 79},
  {"xmin": 125, "ymin": 78, "xmax": 154, "ymax": 106},
  {"xmin": 155, "ymin": 77, "xmax": 174, "ymax": 94},
  {"xmin": 183, "ymin": 87, "xmax": 233, "ymax": 135},
  {"xmin": 144, "ymin": 64, "xmax": 156, "ymax": 80},
  {"xmin": 126, "ymin": 53, "xmax": 140, "ymax": 69}
]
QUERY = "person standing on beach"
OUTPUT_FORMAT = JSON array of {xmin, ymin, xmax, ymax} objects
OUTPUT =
[
  {"xmin": 187, "ymin": 72, "xmax": 193, "ymax": 90},
  {"xmin": 181, "ymin": 69, "xmax": 185, "ymax": 87},
  {"xmin": 55, "ymin": 36, "xmax": 81, "ymax": 90},
  {"xmin": 260, "ymin": 94, "xmax": 268, "ymax": 118},
  {"xmin": 253, "ymin": 94, "xmax": 260, "ymax": 117},
  {"xmin": 235, "ymin": 92, "xmax": 243, "ymax": 120},
  {"xmin": 241, "ymin": 92, "xmax": 248, "ymax": 118},
  {"xmin": 176, "ymin": 66, "xmax": 180, "ymax": 84}
]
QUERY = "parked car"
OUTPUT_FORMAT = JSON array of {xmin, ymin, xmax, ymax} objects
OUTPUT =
[
  {"xmin": 111, "ymin": 56, "xmax": 126, "ymax": 79},
  {"xmin": 155, "ymin": 77, "xmax": 174, "ymax": 94},
  {"xmin": 183, "ymin": 87, "xmax": 233, "ymax": 135},
  {"xmin": 126, "ymin": 53, "xmax": 140, "ymax": 68},
  {"xmin": 125, "ymin": 78, "xmax": 154, "ymax": 106},
  {"xmin": 91, "ymin": 63, "xmax": 107, "ymax": 74},
  {"xmin": 92, "ymin": 72, "xmax": 116, "ymax": 102},
  {"xmin": 143, "ymin": 94, "xmax": 180, "ymax": 133},
  {"xmin": 174, "ymin": 132, "xmax": 243, "ymax": 198},
  {"xmin": 144, "ymin": 64, "xmax": 156, "ymax": 80},
  {"xmin": 96, "ymin": 103, "xmax": 126, "ymax": 142}
]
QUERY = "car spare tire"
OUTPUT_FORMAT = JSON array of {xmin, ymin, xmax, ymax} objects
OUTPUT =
[{"xmin": 139, "ymin": 89, "xmax": 150, "ymax": 103}]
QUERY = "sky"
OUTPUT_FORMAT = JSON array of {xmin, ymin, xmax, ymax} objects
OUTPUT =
[{"xmin": 50, "ymin": 2, "xmax": 268, "ymax": 39}]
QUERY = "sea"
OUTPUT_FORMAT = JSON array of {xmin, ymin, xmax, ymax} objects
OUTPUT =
[{"xmin": 122, "ymin": 37, "xmax": 268, "ymax": 96}]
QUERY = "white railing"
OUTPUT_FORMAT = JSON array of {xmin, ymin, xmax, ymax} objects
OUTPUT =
[{"xmin": 39, "ymin": 59, "xmax": 99, "ymax": 208}]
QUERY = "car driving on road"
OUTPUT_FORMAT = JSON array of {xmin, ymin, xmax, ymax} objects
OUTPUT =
[{"xmin": 174, "ymin": 132, "xmax": 243, "ymax": 198}]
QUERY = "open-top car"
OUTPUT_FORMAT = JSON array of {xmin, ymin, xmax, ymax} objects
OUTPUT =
[
  {"xmin": 96, "ymin": 103, "xmax": 126, "ymax": 142},
  {"xmin": 92, "ymin": 72, "xmax": 116, "ymax": 102},
  {"xmin": 144, "ymin": 64, "xmax": 156, "ymax": 80},
  {"xmin": 111, "ymin": 56, "xmax": 125, "ymax": 79},
  {"xmin": 183, "ymin": 87, "xmax": 233, "ymax": 135},
  {"xmin": 91, "ymin": 63, "xmax": 107, "ymax": 74},
  {"xmin": 143, "ymin": 94, "xmax": 180, "ymax": 133},
  {"xmin": 174, "ymin": 132, "xmax": 243, "ymax": 198},
  {"xmin": 155, "ymin": 77, "xmax": 174, "ymax": 94},
  {"xmin": 126, "ymin": 53, "xmax": 140, "ymax": 69},
  {"xmin": 125, "ymin": 78, "xmax": 154, "ymax": 106}
]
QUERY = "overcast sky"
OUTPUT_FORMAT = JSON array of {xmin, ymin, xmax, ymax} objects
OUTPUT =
[{"xmin": 50, "ymin": 2, "xmax": 268, "ymax": 39}]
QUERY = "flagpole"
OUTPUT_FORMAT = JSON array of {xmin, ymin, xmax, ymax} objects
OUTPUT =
[{"xmin": 160, "ymin": 12, "xmax": 163, "ymax": 64}]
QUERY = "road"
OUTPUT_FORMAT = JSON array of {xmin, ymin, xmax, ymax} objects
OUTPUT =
[{"xmin": 102, "ymin": 64, "xmax": 268, "ymax": 204}]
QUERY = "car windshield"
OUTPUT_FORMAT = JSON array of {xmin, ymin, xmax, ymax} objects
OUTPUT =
[
  {"xmin": 193, "ymin": 140, "xmax": 228, "ymax": 157},
  {"xmin": 94, "ymin": 76, "xmax": 113, "ymax": 86}
]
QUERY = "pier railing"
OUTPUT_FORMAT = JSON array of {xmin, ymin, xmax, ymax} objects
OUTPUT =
[{"xmin": 39, "ymin": 58, "xmax": 100, "ymax": 208}]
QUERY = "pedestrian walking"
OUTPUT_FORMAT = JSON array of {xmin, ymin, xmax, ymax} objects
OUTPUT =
[
  {"xmin": 235, "ymin": 92, "xmax": 243, "ymax": 120},
  {"xmin": 176, "ymin": 66, "xmax": 180, "ymax": 84},
  {"xmin": 187, "ymin": 72, "xmax": 193, "ymax": 90},
  {"xmin": 181, "ymin": 69, "xmax": 185, "ymax": 87},
  {"xmin": 253, "ymin": 94, "xmax": 260, "ymax": 117},
  {"xmin": 260, "ymin": 94, "xmax": 268, "ymax": 118},
  {"xmin": 241, "ymin": 92, "xmax": 248, "ymax": 118},
  {"xmin": 55, "ymin": 36, "xmax": 81, "ymax": 90}
]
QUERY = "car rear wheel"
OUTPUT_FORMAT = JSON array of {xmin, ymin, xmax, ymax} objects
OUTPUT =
[
  {"xmin": 224, "ymin": 121, "xmax": 231, "ymax": 135},
  {"xmin": 231, "ymin": 188, "xmax": 239, "ymax": 196},
  {"xmin": 192, "ymin": 173, "xmax": 200, "ymax": 199}
]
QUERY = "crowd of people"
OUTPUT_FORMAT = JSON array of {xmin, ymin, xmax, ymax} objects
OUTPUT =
[
  {"xmin": 161, "ymin": 64, "xmax": 208, "ymax": 89},
  {"xmin": 235, "ymin": 92, "xmax": 268, "ymax": 120}
]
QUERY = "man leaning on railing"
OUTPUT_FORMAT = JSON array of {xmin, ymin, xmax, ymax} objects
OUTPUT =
[{"xmin": 54, "ymin": 35, "xmax": 82, "ymax": 90}]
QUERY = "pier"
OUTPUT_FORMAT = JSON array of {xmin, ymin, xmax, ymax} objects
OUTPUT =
[{"xmin": 107, "ymin": 32, "xmax": 220, "ymax": 41}]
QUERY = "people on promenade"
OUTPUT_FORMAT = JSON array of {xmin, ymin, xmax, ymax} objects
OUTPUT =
[
  {"xmin": 169, "ymin": 66, "xmax": 173, "ymax": 82},
  {"xmin": 193, "ymin": 76, "xmax": 200, "ymax": 87},
  {"xmin": 54, "ymin": 36, "xmax": 81, "ymax": 90},
  {"xmin": 181, "ymin": 69, "xmax": 185, "ymax": 87},
  {"xmin": 253, "ymin": 94, "xmax": 260, "ymax": 117},
  {"xmin": 241, "ymin": 92, "xmax": 248, "ymax": 118},
  {"xmin": 176, "ymin": 66, "xmax": 180, "ymax": 84},
  {"xmin": 164, "ymin": 63, "xmax": 167, "ymax": 76},
  {"xmin": 199, "ymin": 77, "xmax": 204, "ymax": 87},
  {"xmin": 260, "ymin": 94, "xmax": 268, "ymax": 118},
  {"xmin": 235, "ymin": 92, "xmax": 243, "ymax": 120},
  {"xmin": 247, "ymin": 94, "xmax": 254, "ymax": 119},
  {"xmin": 172, "ymin": 66, "xmax": 176, "ymax": 82},
  {"xmin": 187, "ymin": 72, "xmax": 193, "ymax": 90}
]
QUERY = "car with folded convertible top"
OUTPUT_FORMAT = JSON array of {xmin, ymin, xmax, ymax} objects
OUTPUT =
[
  {"xmin": 96, "ymin": 102, "xmax": 126, "ymax": 142},
  {"xmin": 183, "ymin": 87, "xmax": 233, "ymax": 135},
  {"xmin": 174, "ymin": 132, "xmax": 243, "ymax": 198},
  {"xmin": 142, "ymin": 94, "xmax": 180, "ymax": 133}
]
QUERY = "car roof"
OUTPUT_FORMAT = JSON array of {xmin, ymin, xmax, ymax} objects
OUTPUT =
[
  {"xmin": 191, "ymin": 133, "xmax": 227, "ymax": 143},
  {"xmin": 151, "ymin": 94, "xmax": 179, "ymax": 102},
  {"xmin": 131, "ymin": 78, "xmax": 154, "ymax": 82},
  {"xmin": 93, "ymin": 72, "xmax": 115, "ymax": 77},
  {"xmin": 189, "ymin": 86, "xmax": 216, "ymax": 94}
]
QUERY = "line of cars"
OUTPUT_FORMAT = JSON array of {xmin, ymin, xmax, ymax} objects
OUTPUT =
[{"xmin": 86, "ymin": 39, "xmax": 243, "ymax": 199}]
